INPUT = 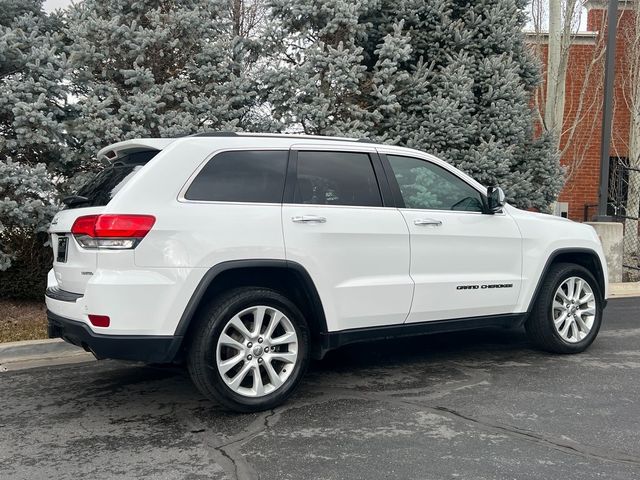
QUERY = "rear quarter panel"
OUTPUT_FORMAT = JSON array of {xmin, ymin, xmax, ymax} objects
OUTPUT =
[{"xmin": 102, "ymin": 138, "xmax": 287, "ymax": 269}]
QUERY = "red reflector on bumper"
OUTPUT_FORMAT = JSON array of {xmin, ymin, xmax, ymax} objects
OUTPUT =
[{"xmin": 88, "ymin": 314, "xmax": 110, "ymax": 328}]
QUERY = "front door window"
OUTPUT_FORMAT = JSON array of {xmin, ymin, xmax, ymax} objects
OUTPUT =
[{"xmin": 387, "ymin": 155, "xmax": 483, "ymax": 212}]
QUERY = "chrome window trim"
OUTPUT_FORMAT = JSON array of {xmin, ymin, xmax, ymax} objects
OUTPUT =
[
  {"xmin": 283, "ymin": 203, "xmax": 395, "ymax": 211},
  {"xmin": 398, "ymin": 206, "xmax": 506, "ymax": 217}
]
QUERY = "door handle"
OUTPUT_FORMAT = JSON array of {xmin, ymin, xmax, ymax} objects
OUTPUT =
[
  {"xmin": 292, "ymin": 215, "xmax": 327, "ymax": 224},
  {"xmin": 414, "ymin": 218, "xmax": 442, "ymax": 227}
]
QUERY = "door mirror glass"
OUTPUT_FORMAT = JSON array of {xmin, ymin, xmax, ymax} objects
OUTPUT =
[{"xmin": 487, "ymin": 186, "xmax": 505, "ymax": 213}]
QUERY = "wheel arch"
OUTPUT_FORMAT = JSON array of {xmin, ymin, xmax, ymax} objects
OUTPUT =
[
  {"xmin": 173, "ymin": 260, "xmax": 328, "ymax": 360},
  {"xmin": 527, "ymin": 247, "xmax": 607, "ymax": 313}
]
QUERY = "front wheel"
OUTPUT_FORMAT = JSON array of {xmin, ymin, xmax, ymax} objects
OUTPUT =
[
  {"xmin": 187, "ymin": 288, "xmax": 310, "ymax": 412},
  {"xmin": 525, "ymin": 263, "xmax": 604, "ymax": 354}
]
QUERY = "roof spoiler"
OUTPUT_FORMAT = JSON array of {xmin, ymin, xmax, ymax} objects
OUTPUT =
[{"xmin": 97, "ymin": 138, "xmax": 177, "ymax": 162}]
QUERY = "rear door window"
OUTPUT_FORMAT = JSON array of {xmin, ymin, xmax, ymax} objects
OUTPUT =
[
  {"xmin": 184, "ymin": 150, "xmax": 288, "ymax": 203},
  {"xmin": 71, "ymin": 150, "xmax": 159, "ymax": 208},
  {"xmin": 293, "ymin": 151, "xmax": 382, "ymax": 207}
]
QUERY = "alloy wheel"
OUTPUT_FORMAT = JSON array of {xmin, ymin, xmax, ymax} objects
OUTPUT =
[
  {"xmin": 551, "ymin": 276, "xmax": 596, "ymax": 343},
  {"xmin": 216, "ymin": 305, "xmax": 298, "ymax": 397}
]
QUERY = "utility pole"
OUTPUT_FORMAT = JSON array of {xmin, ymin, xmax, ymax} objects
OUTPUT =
[{"xmin": 595, "ymin": 0, "xmax": 619, "ymax": 221}]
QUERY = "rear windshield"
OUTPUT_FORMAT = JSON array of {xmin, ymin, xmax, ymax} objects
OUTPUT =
[{"xmin": 69, "ymin": 150, "xmax": 159, "ymax": 209}]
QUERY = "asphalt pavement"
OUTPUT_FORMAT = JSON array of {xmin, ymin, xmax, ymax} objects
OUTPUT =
[{"xmin": 1, "ymin": 297, "xmax": 639, "ymax": 480}]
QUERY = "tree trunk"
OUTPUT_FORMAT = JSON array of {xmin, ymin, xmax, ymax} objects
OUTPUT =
[{"xmin": 545, "ymin": 0, "xmax": 564, "ymax": 145}]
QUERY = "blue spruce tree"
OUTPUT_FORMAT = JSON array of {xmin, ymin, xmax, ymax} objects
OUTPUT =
[
  {"xmin": 66, "ymin": 0, "xmax": 268, "ymax": 169},
  {"xmin": 0, "ymin": 0, "xmax": 63, "ymax": 294}
]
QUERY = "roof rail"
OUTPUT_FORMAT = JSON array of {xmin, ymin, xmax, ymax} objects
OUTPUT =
[
  {"xmin": 189, "ymin": 131, "xmax": 374, "ymax": 143},
  {"xmin": 191, "ymin": 132, "xmax": 239, "ymax": 137}
]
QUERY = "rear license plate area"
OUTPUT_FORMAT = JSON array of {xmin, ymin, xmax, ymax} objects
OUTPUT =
[{"xmin": 57, "ymin": 236, "xmax": 68, "ymax": 263}]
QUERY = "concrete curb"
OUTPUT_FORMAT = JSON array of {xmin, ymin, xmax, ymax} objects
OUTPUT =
[
  {"xmin": 609, "ymin": 282, "xmax": 640, "ymax": 298},
  {"xmin": 0, "ymin": 338, "xmax": 95, "ymax": 372}
]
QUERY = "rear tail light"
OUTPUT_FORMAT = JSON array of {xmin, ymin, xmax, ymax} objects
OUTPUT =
[{"xmin": 71, "ymin": 214, "xmax": 155, "ymax": 249}]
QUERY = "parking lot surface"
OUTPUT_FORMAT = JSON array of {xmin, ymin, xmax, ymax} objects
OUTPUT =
[{"xmin": 1, "ymin": 297, "xmax": 639, "ymax": 480}]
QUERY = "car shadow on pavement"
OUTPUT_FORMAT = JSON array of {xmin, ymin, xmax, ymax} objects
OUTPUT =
[
  {"xmin": 316, "ymin": 326, "xmax": 530, "ymax": 372},
  {"xmin": 81, "ymin": 326, "xmax": 533, "ymax": 403}
]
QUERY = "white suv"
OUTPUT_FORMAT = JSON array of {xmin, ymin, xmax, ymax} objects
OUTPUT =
[{"xmin": 46, "ymin": 133, "xmax": 608, "ymax": 412}]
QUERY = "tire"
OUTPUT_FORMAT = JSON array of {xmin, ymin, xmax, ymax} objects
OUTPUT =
[
  {"xmin": 187, "ymin": 287, "xmax": 310, "ymax": 412},
  {"xmin": 525, "ymin": 262, "xmax": 604, "ymax": 354}
]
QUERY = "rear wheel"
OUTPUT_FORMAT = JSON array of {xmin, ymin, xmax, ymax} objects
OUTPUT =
[
  {"xmin": 187, "ymin": 287, "xmax": 310, "ymax": 412},
  {"xmin": 525, "ymin": 263, "xmax": 603, "ymax": 354}
]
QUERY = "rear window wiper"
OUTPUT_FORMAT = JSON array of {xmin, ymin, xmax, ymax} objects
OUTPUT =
[{"xmin": 62, "ymin": 195, "xmax": 90, "ymax": 207}]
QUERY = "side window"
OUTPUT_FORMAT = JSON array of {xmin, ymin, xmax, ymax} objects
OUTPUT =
[
  {"xmin": 185, "ymin": 150, "xmax": 288, "ymax": 203},
  {"xmin": 387, "ymin": 155, "xmax": 484, "ymax": 212},
  {"xmin": 294, "ymin": 151, "xmax": 382, "ymax": 207}
]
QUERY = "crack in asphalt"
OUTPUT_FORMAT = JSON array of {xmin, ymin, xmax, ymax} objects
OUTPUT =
[
  {"xmin": 209, "ymin": 409, "xmax": 276, "ymax": 480},
  {"xmin": 7, "ymin": 354, "xmax": 640, "ymax": 479},
  {"xmin": 366, "ymin": 389, "xmax": 640, "ymax": 469},
  {"xmin": 432, "ymin": 406, "xmax": 640, "ymax": 467},
  {"xmin": 174, "ymin": 359, "xmax": 640, "ymax": 479},
  {"xmin": 197, "ymin": 370, "xmax": 640, "ymax": 479},
  {"xmin": 184, "ymin": 399, "xmax": 333, "ymax": 480},
  {"xmin": 353, "ymin": 368, "xmax": 640, "ymax": 469}
]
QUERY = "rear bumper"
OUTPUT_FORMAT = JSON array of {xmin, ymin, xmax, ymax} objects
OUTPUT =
[
  {"xmin": 45, "ymin": 267, "xmax": 205, "ymax": 336},
  {"xmin": 47, "ymin": 310, "xmax": 183, "ymax": 363}
]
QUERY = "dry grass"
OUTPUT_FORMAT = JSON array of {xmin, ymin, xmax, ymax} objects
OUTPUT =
[{"xmin": 0, "ymin": 299, "xmax": 48, "ymax": 343}]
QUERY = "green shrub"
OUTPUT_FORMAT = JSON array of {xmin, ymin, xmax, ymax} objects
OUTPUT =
[{"xmin": 0, "ymin": 232, "xmax": 51, "ymax": 299}]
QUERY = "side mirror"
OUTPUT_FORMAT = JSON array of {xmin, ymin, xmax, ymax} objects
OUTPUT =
[{"xmin": 487, "ymin": 186, "xmax": 505, "ymax": 213}]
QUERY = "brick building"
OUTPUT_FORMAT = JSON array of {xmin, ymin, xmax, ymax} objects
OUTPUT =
[{"xmin": 527, "ymin": 0, "xmax": 637, "ymax": 221}]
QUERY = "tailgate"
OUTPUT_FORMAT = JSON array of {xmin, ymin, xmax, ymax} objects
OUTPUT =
[{"xmin": 47, "ymin": 147, "xmax": 162, "ymax": 295}]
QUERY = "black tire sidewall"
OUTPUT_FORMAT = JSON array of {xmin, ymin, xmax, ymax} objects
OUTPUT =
[
  {"xmin": 536, "ymin": 264, "xmax": 603, "ymax": 352},
  {"xmin": 192, "ymin": 288, "xmax": 310, "ymax": 412}
]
